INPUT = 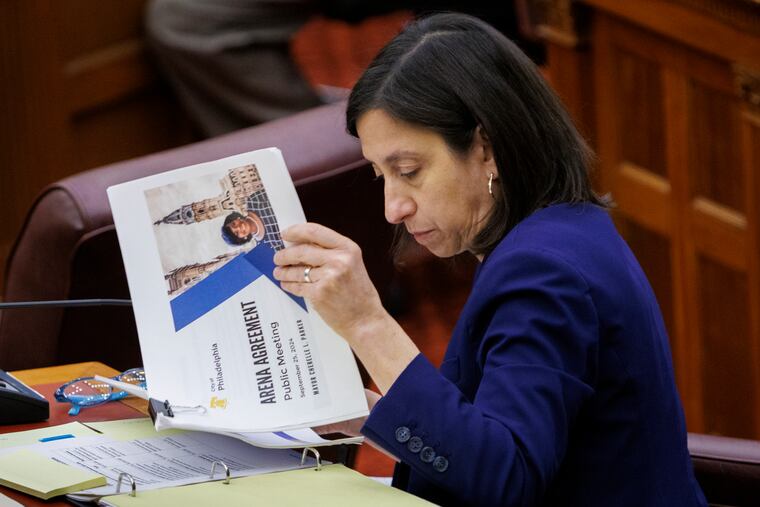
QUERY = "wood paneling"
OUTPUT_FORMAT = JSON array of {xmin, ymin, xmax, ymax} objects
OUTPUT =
[
  {"xmin": 617, "ymin": 51, "xmax": 668, "ymax": 178},
  {"xmin": 698, "ymin": 256, "xmax": 754, "ymax": 438},
  {"xmin": 741, "ymin": 85, "xmax": 760, "ymax": 436},
  {"xmin": 598, "ymin": 12, "xmax": 759, "ymax": 436},
  {"xmin": 532, "ymin": 0, "xmax": 760, "ymax": 438},
  {"xmin": 582, "ymin": 0, "xmax": 760, "ymax": 67},
  {"xmin": 689, "ymin": 82, "xmax": 744, "ymax": 211},
  {"xmin": 60, "ymin": 0, "xmax": 147, "ymax": 59},
  {"xmin": 615, "ymin": 218, "xmax": 675, "ymax": 341},
  {"xmin": 545, "ymin": 43, "xmax": 596, "ymax": 145},
  {"xmin": 71, "ymin": 89, "xmax": 191, "ymax": 171},
  {"xmin": 0, "ymin": 1, "xmax": 193, "ymax": 292}
]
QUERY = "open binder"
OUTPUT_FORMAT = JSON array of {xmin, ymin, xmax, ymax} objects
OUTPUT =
[
  {"xmin": 106, "ymin": 148, "xmax": 369, "ymax": 439},
  {"xmin": 98, "ymin": 449, "xmax": 434, "ymax": 506}
]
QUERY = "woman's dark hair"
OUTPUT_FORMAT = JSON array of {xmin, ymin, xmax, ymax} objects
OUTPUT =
[
  {"xmin": 221, "ymin": 211, "xmax": 251, "ymax": 245},
  {"xmin": 346, "ymin": 12, "xmax": 607, "ymax": 257}
]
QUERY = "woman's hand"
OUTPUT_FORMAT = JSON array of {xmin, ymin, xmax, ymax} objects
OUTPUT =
[
  {"xmin": 273, "ymin": 222, "xmax": 419, "ymax": 394},
  {"xmin": 273, "ymin": 223, "xmax": 386, "ymax": 340}
]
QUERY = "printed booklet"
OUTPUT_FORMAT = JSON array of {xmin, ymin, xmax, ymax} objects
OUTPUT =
[{"xmin": 107, "ymin": 148, "xmax": 368, "ymax": 447}]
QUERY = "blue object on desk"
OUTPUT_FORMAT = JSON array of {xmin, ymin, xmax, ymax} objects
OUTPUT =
[
  {"xmin": 38, "ymin": 434, "xmax": 75, "ymax": 443},
  {"xmin": 54, "ymin": 367, "xmax": 145, "ymax": 416}
]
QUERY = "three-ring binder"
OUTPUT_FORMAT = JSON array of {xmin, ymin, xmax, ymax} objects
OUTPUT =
[
  {"xmin": 301, "ymin": 447, "xmax": 323, "ymax": 471},
  {"xmin": 115, "ymin": 472, "xmax": 136, "ymax": 497},
  {"xmin": 210, "ymin": 460, "xmax": 231, "ymax": 484},
  {"xmin": 111, "ymin": 450, "xmax": 324, "ymax": 499}
]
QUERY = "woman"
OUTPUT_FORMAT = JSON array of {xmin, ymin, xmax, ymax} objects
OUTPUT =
[{"xmin": 273, "ymin": 13, "xmax": 706, "ymax": 507}]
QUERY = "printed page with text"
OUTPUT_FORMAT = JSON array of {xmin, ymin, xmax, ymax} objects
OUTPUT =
[{"xmin": 108, "ymin": 148, "xmax": 368, "ymax": 435}]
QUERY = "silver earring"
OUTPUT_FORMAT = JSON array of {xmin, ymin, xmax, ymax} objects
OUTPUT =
[{"xmin": 488, "ymin": 173, "xmax": 494, "ymax": 197}]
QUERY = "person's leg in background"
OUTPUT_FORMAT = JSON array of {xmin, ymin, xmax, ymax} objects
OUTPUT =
[{"xmin": 145, "ymin": 0, "xmax": 324, "ymax": 137}]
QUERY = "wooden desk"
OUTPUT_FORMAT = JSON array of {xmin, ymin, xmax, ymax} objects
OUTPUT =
[
  {"xmin": 11, "ymin": 362, "xmax": 148, "ymax": 416},
  {"xmin": 1, "ymin": 362, "xmax": 147, "ymax": 506}
]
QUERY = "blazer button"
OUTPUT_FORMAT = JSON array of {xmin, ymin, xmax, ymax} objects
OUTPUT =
[
  {"xmin": 433, "ymin": 456, "xmax": 449, "ymax": 473},
  {"xmin": 407, "ymin": 436, "xmax": 423, "ymax": 453},
  {"xmin": 419, "ymin": 446, "xmax": 436, "ymax": 463},
  {"xmin": 395, "ymin": 426, "xmax": 411, "ymax": 443}
]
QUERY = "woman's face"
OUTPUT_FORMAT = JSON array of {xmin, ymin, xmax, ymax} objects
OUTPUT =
[{"xmin": 357, "ymin": 109, "xmax": 497, "ymax": 259}]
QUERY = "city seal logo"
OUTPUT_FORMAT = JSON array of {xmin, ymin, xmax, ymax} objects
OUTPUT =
[{"xmin": 210, "ymin": 396, "xmax": 228, "ymax": 409}]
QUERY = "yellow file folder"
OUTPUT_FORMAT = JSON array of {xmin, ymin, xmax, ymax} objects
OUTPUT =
[{"xmin": 99, "ymin": 463, "xmax": 434, "ymax": 506}]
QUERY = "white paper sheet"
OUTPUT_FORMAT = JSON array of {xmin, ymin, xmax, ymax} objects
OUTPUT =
[{"xmin": 40, "ymin": 431, "xmax": 311, "ymax": 500}]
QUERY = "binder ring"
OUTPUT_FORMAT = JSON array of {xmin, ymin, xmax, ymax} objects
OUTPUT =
[
  {"xmin": 301, "ymin": 447, "xmax": 322, "ymax": 471},
  {"xmin": 115, "ymin": 472, "xmax": 137, "ymax": 497},
  {"xmin": 210, "ymin": 460, "xmax": 231, "ymax": 484}
]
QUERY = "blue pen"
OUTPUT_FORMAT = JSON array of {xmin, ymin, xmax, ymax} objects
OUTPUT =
[{"xmin": 38, "ymin": 434, "xmax": 75, "ymax": 443}]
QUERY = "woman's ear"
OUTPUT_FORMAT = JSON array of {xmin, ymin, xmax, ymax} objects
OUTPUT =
[{"xmin": 475, "ymin": 125, "xmax": 497, "ymax": 175}]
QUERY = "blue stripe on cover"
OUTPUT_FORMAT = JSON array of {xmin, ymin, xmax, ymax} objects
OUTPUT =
[
  {"xmin": 273, "ymin": 431, "xmax": 305, "ymax": 443},
  {"xmin": 170, "ymin": 243, "xmax": 307, "ymax": 331}
]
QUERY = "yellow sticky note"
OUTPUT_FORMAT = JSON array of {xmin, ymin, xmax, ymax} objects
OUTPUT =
[{"xmin": 0, "ymin": 449, "xmax": 106, "ymax": 500}]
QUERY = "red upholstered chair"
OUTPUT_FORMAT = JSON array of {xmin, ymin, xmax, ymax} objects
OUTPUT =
[{"xmin": 0, "ymin": 101, "xmax": 393, "ymax": 372}]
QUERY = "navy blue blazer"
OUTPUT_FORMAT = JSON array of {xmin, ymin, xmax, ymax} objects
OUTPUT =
[{"xmin": 361, "ymin": 204, "xmax": 707, "ymax": 506}]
